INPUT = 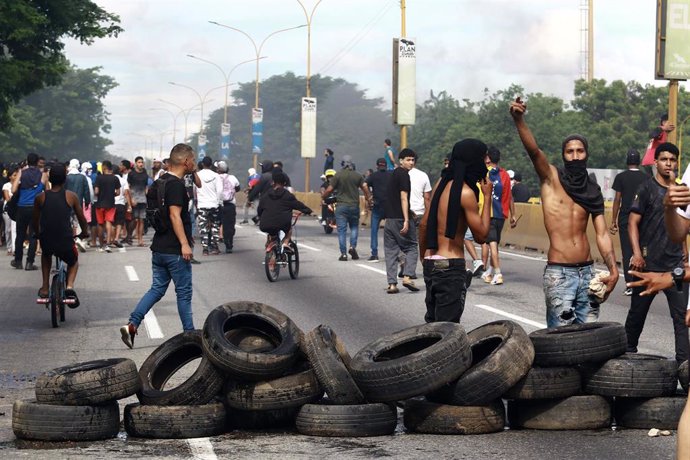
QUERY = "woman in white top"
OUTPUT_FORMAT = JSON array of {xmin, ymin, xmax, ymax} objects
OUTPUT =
[{"xmin": 2, "ymin": 166, "xmax": 18, "ymax": 255}]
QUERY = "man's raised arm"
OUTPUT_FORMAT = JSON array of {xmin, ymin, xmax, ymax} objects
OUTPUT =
[{"xmin": 509, "ymin": 99, "xmax": 552, "ymax": 183}]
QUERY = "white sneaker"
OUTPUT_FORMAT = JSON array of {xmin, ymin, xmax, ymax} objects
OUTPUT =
[
  {"xmin": 472, "ymin": 260, "xmax": 484, "ymax": 276},
  {"xmin": 491, "ymin": 273, "xmax": 504, "ymax": 285},
  {"xmin": 75, "ymin": 238, "xmax": 87, "ymax": 253},
  {"xmin": 104, "ymin": 245, "xmax": 112, "ymax": 253},
  {"xmin": 481, "ymin": 271, "xmax": 493, "ymax": 283}
]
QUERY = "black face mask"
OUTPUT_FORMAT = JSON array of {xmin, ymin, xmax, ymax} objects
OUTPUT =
[
  {"xmin": 563, "ymin": 159, "xmax": 588, "ymax": 186},
  {"xmin": 558, "ymin": 158, "xmax": 604, "ymax": 217}
]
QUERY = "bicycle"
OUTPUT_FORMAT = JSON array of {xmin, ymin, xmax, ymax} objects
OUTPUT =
[
  {"xmin": 36, "ymin": 255, "xmax": 77, "ymax": 328},
  {"xmin": 264, "ymin": 214, "xmax": 300, "ymax": 282}
]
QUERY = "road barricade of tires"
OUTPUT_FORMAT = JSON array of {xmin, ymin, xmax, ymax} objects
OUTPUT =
[{"xmin": 12, "ymin": 302, "xmax": 689, "ymax": 443}]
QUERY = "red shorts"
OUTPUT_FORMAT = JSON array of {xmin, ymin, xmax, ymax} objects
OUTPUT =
[{"xmin": 95, "ymin": 207, "xmax": 116, "ymax": 225}]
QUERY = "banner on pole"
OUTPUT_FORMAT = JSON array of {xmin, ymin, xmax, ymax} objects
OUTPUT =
[
  {"xmin": 198, "ymin": 134, "xmax": 207, "ymax": 160},
  {"xmin": 656, "ymin": 0, "xmax": 690, "ymax": 80},
  {"xmin": 220, "ymin": 123, "xmax": 231, "ymax": 159},
  {"xmin": 252, "ymin": 108, "xmax": 263, "ymax": 155},
  {"xmin": 300, "ymin": 98, "xmax": 317, "ymax": 159},
  {"xmin": 392, "ymin": 37, "xmax": 417, "ymax": 125}
]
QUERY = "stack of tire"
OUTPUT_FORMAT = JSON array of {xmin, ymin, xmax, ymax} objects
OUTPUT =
[
  {"xmin": 506, "ymin": 322, "xmax": 685, "ymax": 431},
  {"xmin": 12, "ymin": 358, "xmax": 141, "ymax": 442}
]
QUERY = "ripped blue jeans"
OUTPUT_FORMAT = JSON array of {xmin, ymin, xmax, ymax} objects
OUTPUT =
[{"xmin": 543, "ymin": 263, "xmax": 599, "ymax": 328}]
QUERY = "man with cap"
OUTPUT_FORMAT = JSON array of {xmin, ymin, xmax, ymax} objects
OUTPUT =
[
  {"xmin": 321, "ymin": 155, "xmax": 371, "ymax": 261},
  {"xmin": 364, "ymin": 158, "xmax": 391, "ymax": 261},
  {"xmin": 511, "ymin": 171, "xmax": 531, "ymax": 203},
  {"xmin": 151, "ymin": 158, "xmax": 163, "ymax": 180},
  {"xmin": 65, "ymin": 158, "xmax": 90, "ymax": 251},
  {"xmin": 510, "ymin": 98, "xmax": 618, "ymax": 328},
  {"xmin": 609, "ymin": 149, "xmax": 648, "ymax": 294},
  {"xmin": 127, "ymin": 156, "xmax": 149, "ymax": 247},
  {"xmin": 418, "ymin": 139, "xmax": 493, "ymax": 322}
]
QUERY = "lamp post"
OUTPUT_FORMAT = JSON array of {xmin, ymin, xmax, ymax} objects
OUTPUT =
[
  {"xmin": 209, "ymin": 21, "xmax": 307, "ymax": 168},
  {"xmin": 149, "ymin": 107, "xmax": 179, "ymax": 144},
  {"xmin": 158, "ymin": 99, "xmax": 200, "ymax": 142},
  {"xmin": 169, "ymin": 82, "xmax": 205, "ymax": 134},
  {"xmin": 147, "ymin": 124, "xmax": 172, "ymax": 156},
  {"xmin": 296, "ymin": 0, "xmax": 325, "ymax": 192}
]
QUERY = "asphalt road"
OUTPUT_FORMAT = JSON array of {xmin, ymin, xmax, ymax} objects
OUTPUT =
[{"xmin": 0, "ymin": 216, "xmax": 681, "ymax": 459}]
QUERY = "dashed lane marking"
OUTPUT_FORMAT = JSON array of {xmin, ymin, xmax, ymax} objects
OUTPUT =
[
  {"xmin": 297, "ymin": 243, "xmax": 321, "ymax": 252},
  {"xmin": 143, "ymin": 310, "xmax": 164, "ymax": 339},
  {"xmin": 124, "ymin": 265, "xmax": 139, "ymax": 281},
  {"xmin": 356, "ymin": 264, "xmax": 387, "ymax": 275},
  {"xmin": 475, "ymin": 304, "xmax": 546, "ymax": 329},
  {"xmin": 187, "ymin": 438, "xmax": 217, "ymax": 460}
]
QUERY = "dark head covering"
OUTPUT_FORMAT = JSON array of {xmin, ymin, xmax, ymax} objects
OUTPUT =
[
  {"xmin": 557, "ymin": 134, "xmax": 604, "ymax": 217},
  {"xmin": 260, "ymin": 160, "xmax": 273, "ymax": 174},
  {"xmin": 626, "ymin": 148, "xmax": 640, "ymax": 165},
  {"xmin": 426, "ymin": 139, "xmax": 488, "ymax": 249}
]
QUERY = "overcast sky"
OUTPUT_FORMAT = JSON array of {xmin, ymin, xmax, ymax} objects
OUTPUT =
[{"xmin": 64, "ymin": 0, "xmax": 669, "ymax": 159}]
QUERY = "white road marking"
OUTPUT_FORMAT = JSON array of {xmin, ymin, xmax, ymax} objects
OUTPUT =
[
  {"xmin": 475, "ymin": 304, "xmax": 546, "ymax": 329},
  {"xmin": 187, "ymin": 438, "xmax": 217, "ymax": 460},
  {"xmin": 500, "ymin": 250, "xmax": 547, "ymax": 262},
  {"xmin": 356, "ymin": 264, "xmax": 387, "ymax": 275},
  {"xmin": 297, "ymin": 243, "xmax": 321, "ymax": 252},
  {"xmin": 118, "ymin": 247, "xmax": 126, "ymax": 253},
  {"xmin": 143, "ymin": 310, "xmax": 164, "ymax": 339},
  {"xmin": 124, "ymin": 265, "xmax": 139, "ymax": 281}
]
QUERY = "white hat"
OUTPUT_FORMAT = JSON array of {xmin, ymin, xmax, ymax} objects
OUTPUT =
[
  {"xmin": 248, "ymin": 168, "xmax": 256, "ymax": 175},
  {"xmin": 68, "ymin": 159, "xmax": 80, "ymax": 170},
  {"xmin": 81, "ymin": 161, "xmax": 92, "ymax": 171},
  {"xmin": 507, "ymin": 169, "xmax": 515, "ymax": 179}
]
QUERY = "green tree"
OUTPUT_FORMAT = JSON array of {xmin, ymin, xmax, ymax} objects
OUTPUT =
[
  {"xmin": 0, "ymin": 65, "xmax": 118, "ymax": 162},
  {"xmin": 0, "ymin": 0, "xmax": 122, "ymax": 128}
]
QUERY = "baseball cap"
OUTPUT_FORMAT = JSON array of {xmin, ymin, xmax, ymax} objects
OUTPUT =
[
  {"xmin": 153, "ymin": 157, "xmax": 162, "ymax": 163},
  {"xmin": 626, "ymin": 149, "xmax": 640, "ymax": 165},
  {"xmin": 68, "ymin": 159, "xmax": 80, "ymax": 170},
  {"xmin": 376, "ymin": 157, "xmax": 386, "ymax": 166},
  {"xmin": 507, "ymin": 169, "xmax": 515, "ymax": 179},
  {"xmin": 81, "ymin": 161, "xmax": 92, "ymax": 171}
]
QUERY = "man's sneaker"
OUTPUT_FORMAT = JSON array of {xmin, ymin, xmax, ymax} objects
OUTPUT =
[
  {"xmin": 348, "ymin": 247, "xmax": 359, "ymax": 260},
  {"xmin": 240, "ymin": 219, "xmax": 249, "ymax": 224},
  {"xmin": 402, "ymin": 276, "xmax": 420, "ymax": 292},
  {"xmin": 97, "ymin": 246, "xmax": 105, "ymax": 253},
  {"xmin": 481, "ymin": 271, "xmax": 493, "ymax": 283},
  {"xmin": 386, "ymin": 285, "xmax": 399, "ymax": 294},
  {"xmin": 367, "ymin": 255, "xmax": 379, "ymax": 262},
  {"xmin": 210, "ymin": 248, "xmax": 220, "ymax": 255},
  {"xmin": 25, "ymin": 262, "xmax": 38, "ymax": 271},
  {"xmin": 190, "ymin": 258, "xmax": 201, "ymax": 265},
  {"xmin": 338, "ymin": 254, "xmax": 348, "ymax": 261},
  {"xmin": 465, "ymin": 269, "xmax": 473, "ymax": 289},
  {"xmin": 10, "ymin": 259, "xmax": 21, "ymax": 269},
  {"xmin": 112, "ymin": 241, "xmax": 123, "ymax": 249},
  {"xmin": 472, "ymin": 260, "xmax": 485, "ymax": 277},
  {"xmin": 75, "ymin": 238, "xmax": 87, "ymax": 253},
  {"xmin": 104, "ymin": 245, "xmax": 112, "ymax": 253},
  {"xmin": 491, "ymin": 273, "xmax": 504, "ymax": 285},
  {"xmin": 623, "ymin": 287, "xmax": 633, "ymax": 296},
  {"xmin": 120, "ymin": 323, "xmax": 137, "ymax": 349}
]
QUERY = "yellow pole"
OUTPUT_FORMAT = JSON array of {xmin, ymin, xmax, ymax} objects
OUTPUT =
[
  {"xmin": 669, "ymin": 80, "xmax": 679, "ymax": 145},
  {"xmin": 400, "ymin": 0, "xmax": 408, "ymax": 149}
]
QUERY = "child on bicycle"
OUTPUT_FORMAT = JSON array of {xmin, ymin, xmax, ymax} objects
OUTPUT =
[
  {"xmin": 257, "ymin": 171, "xmax": 312, "ymax": 252},
  {"xmin": 32, "ymin": 164, "xmax": 89, "ymax": 307}
]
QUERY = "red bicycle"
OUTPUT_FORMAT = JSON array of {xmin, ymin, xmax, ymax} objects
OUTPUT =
[{"xmin": 264, "ymin": 214, "xmax": 300, "ymax": 282}]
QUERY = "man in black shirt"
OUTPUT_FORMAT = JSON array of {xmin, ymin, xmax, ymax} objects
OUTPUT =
[
  {"xmin": 609, "ymin": 149, "xmax": 648, "ymax": 294},
  {"xmin": 510, "ymin": 171, "xmax": 531, "ymax": 203},
  {"xmin": 384, "ymin": 149, "xmax": 419, "ymax": 293},
  {"xmin": 364, "ymin": 158, "xmax": 391, "ymax": 262},
  {"xmin": 626, "ymin": 142, "xmax": 689, "ymax": 363},
  {"xmin": 93, "ymin": 161, "xmax": 120, "ymax": 252},
  {"xmin": 120, "ymin": 144, "xmax": 197, "ymax": 349}
]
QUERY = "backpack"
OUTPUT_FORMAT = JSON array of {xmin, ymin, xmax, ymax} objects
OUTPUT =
[{"xmin": 145, "ymin": 175, "xmax": 172, "ymax": 232}]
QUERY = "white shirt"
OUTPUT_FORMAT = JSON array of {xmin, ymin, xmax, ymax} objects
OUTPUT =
[
  {"xmin": 196, "ymin": 169, "xmax": 223, "ymax": 209},
  {"xmin": 408, "ymin": 167, "xmax": 432, "ymax": 215},
  {"xmin": 2, "ymin": 181, "xmax": 12, "ymax": 200},
  {"xmin": 115, "ymin": 175, "xmax": 127, "ymax": 206},
  {"xmin": 220, "ymin": 173, "xmax": 240, "ymax": 205}
]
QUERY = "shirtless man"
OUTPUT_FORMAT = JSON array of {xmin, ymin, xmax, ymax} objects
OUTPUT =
[
  {"xmin": 418, "ymin": 138, "xmax": 492, "ymax": 323},
  {"xmin": 510, "ymin": 98, "xmax": 618, "ymax": 327}
]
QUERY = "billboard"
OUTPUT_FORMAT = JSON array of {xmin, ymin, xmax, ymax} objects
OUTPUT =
[
  {"xmin": 392, "ymin": 37, "xmax": 416, "ymax": 125},
  {"xmin": 220, "ymin": 123, "xmax": 231, "ymax": 159},
  {"xmin": 197, "ymin": 134, "xmax": 207, "ymax": 160},
  {"xmin": 252, "ymin": 108, "xmax": 263, "ymax": 154},
  {"xmin": 300, "ymin": 97, "xmax": 317, "ymax": 159},
  {"xmin": 656, "ymin": 0, "xmax": 690, "ymax": 80}
]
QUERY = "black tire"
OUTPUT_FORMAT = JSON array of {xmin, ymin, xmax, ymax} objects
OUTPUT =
[
  {"xmin": 303, "ymin": 325, "xmax": 365, "ymax": 404},
  {"xmin": 35, "ymin": 358, "xmax": 140, "ymax": 405},
  {"xmin": 503, "ymin": 367, "xmax": 582, "ymax": 400},
  {"xmin": 227, "ymin": 407, "xmax": 298, "ymax": 430},
  {"xmin": 224, "ymin": 368, "xmax": 322, "ymax": 411},
  {"xmin": 350, "ymin": 322, "xmax": 472, "ymax": 402},
  {"xmin": 427, "ymin": 321, "xmax": 534, "ymax": 406},
  {"xmin": 288, "ymin": 242, "xmax": 299, "ymax": 279},
  {"xmin": 508, "ymin": 395, "xmax": 612, "ymax": 430},
  {"xmin": 296, "ymin": 402, "xmax": 397, "ymax": 437},
  {"xmin": 50, "ymin": 274, "xmax": 59, "ymax": 328},
  {"xmin": 530, "ymin": 322, "xmax": 627, "ymax": 367},
  {"xmin": 124, "ymin": 402, "xmax": 226, "ymax": 439},
  {"xmin": 137, "ymin": 330, "xmax": 224, "ymax": 406},
  {"xmin": 581, "ymin": 353, "xmax": 678, "ymax": 398},
  {"xmin": 680, "ymin": 360, "xmax": 689, "ymax": 393},
  {"xmin": 12, "ymin": 399, "xmax": 120, "ymax": 441},
  {"xmin": 225, "ymin": 328, "xmax": 278, "ymax": 353},
  {"xmin": 615, "ymin": 396, "xmax": 686, "ymax": 430},
  {"xmin": 202, "ymin": 301, "xmax": 301, "ymax": 380},
  {"xmin": 265, "ymin": 247, "xmax": 279, "ymax": 282},
  {"xmin": 404, "ymin": 399, "xmax": 505, "ymax": 434}
]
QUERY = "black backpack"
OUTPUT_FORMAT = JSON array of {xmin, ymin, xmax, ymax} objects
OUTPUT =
[{"xmin": 146, "ymin": 175, "xmax": 172, "ymax": 232}]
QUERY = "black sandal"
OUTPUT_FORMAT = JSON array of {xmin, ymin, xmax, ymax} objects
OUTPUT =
[{"xmin": 63, "ymin": 288, "xmax": 80, "ymax": 309}]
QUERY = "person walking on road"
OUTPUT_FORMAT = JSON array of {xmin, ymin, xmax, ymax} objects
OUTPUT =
[
  {"xmin": 127, "ymin": 157, "xmax": 149, "ymax": 247},
  {"xmin": 120, "ymin": 143, "xmax": 197, "ymax": 349},
  {"xmin": 196, "ymin": 156, "xmax": 223, "ymax": 255},
  {"xmin": 609, "ymin": 149, "xmax": 648, "ymax": 295},
  {"xmin": 94, "ymin": 161, "xmax": 120, "ymax": 253},
  {"xmin": 11, "ymin": 153, "xmax": 46, "ymax": 271},
  {"xmin": 321, "ymin": 155, "xmax": 371, "ymax": 261},
  {"xmin": 364, "ymin": 158, "xmax": 391, "ymax": 262},
  {"xmin": 510, "ymin": 98, "xmax": 618, "ymax": 328},
  {"xmin": 217, "ymin": 161, "xmax": 240, "ymax": 253},
  {"xmin": 418, "ymin": 139, "xmax": 492, "ymax": 323},
  {"xmin": 383, "ymin": 139, "xmax": 396, "ymax": 171}
]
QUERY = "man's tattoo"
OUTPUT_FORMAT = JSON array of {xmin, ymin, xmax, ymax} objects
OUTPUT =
[{"xmin": 604, "ymin": 251, "xmax": 616, "ymax": 273}]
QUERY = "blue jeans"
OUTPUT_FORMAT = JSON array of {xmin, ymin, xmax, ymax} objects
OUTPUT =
[
  {"xmin": 335, "ymin": 204, "xmax": 360, "ymax": 255},
  {"xmin": 543, "ymin": 263, "xmax": 598, "ymax": 328},
  {"xmin": 370, "ymin": 205, "xmax": 384, "ymax": 257},
  {"xmin": 129, "ymin": 252, "xmax": 194, "ymax": 331}
]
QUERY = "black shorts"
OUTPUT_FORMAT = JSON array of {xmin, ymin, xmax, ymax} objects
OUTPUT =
[
  {"xmin": 40, "ymin": 240, "xmax": 78, "ymax": 267},
  {"xmin": 260, "ymin": 224, "xmax": 290, "ymax": 237},
  {"xmin": 487, "ymin": 218, "xmax": 505, "ymax": 244},
  {"xmin": 115, "ymin": 204, "xmax": 126, "ymax": 226}
]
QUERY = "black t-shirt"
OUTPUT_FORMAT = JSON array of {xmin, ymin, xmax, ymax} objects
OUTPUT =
[
  {"xmin": 365, "ymin": 170, "xmax": 391, "ymax": 209},
  {"xmin": 512, "ymin": 183, "xmax": 531, "ymax": 203},
  {"xmin": 151, "ymin": 176, "xmax": 192, "ymax": 255},
  {"xmin": 94, "ymin": 174, "xmax": 120, "ymax": 208},
  {"xmin": 630, "ymin": 177, "xmax": 684, "ymax": 272},
  {"xmin": 384, "ymin": 167, "xmax": 410, "ymax": 219},
  {"xmin": 612, "ymin": 169, "xmax": 648, "ymax": 221}
]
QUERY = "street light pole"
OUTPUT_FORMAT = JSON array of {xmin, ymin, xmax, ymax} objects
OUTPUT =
[
  {"xmin": 149, "ymin": 107, "xmax": 178, "ymax": 144},
  {"xmin": 169, "ymin": 82, "xmax": 205, "ymax": 134},
  {"xmin": 158, "ymin": 99, "xmax": 201, "ymax": 142},
  {"xmin": 399, "ymin": 0, "xmax": 408, "ymax": 150}
]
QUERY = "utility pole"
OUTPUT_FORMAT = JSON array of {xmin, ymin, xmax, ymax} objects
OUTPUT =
[{"xmin": 400, "ymin": 0, "xmax": 408, "ymax": 149}]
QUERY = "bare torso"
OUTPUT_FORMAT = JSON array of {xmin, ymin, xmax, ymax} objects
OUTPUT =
[{"xmin": 420, "ymin": 180, "xmax": 467, "ymax": 259}]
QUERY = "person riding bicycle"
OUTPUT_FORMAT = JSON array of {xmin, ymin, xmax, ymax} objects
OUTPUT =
[
  {"xmin": 32, "ymin": 164, "xmax": 89, "ymax": 307},
  {"xmin": 257, "ymin": 171, "xmax": 313, "ymax": 252}
]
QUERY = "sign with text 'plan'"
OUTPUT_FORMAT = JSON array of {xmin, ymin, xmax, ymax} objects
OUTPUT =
[
  {"xmin": 392, "ymin": 37, "xmax": 416, "ymax": 125},
  {"xmin": 301, "ymin": 97, "xmax": 317, "ymax": 159}
]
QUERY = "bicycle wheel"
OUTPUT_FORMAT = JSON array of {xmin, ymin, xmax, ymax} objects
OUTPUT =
[
  {"xmin": 288, "ymin": 242, "xmax": 299, "ymax": 279},
  {"xmin": 265, "ymin": 247, "xmax": 280, "ymax": 282},
  {"xmin": 50, "ymin": 274, "xmax": 60, "ymax": 328}
]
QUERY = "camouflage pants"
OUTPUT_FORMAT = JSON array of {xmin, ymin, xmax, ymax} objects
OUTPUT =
[{"xmin": 197, "ymin": 207, "xmax": 220, "ymax": 251}]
